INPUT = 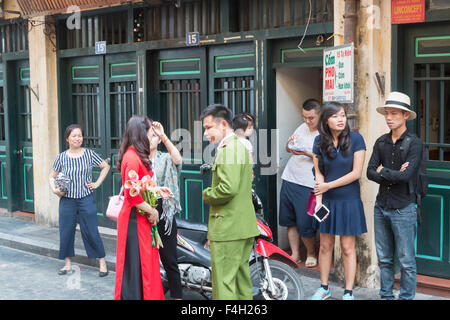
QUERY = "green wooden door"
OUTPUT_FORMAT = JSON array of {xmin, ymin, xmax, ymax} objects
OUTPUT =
[
  {"xmin": 0, "ymin": 65, "xmax": 7, "ymax": 208},
  {"xmin": 404, "ymin": 24, "xmax": 450, "ymax": 279},
  {"xmin": 208, "ymin": 44, "xmax": 256, "ymax": 116},
  {"xmin": 15, "ymin": 61, "xmax": 33, "ymax": 212},
  {"xmin": 152, "ymin": 48, "xmax": 209, "ymax": 223},
  {"xmin": 62, "ymin": 53, "xmax": 137, "ymax": 228},
  {"xmin": 151, "ymin": 43, "xmax": 256, "ymax": 224},
  {"xmin": 105, "ymin": 53, "xmax": 138, "ymax": 224},
  {"xmin": 65, "ymin": 56, "xmax": 107, "ymax": 224}
]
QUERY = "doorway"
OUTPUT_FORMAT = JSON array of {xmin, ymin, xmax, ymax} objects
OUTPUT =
[
  {"xmin": 150, "ymin": 43, "xmax": 256, "ymax": 224},
  {"xmin": 60, "ymin": 53, "xmax": 138, "ymax": 228},
  {"xmin": 5, "ymin": 59, "xmax": 34, "ymax": 213},
  {"xmin": 0, "ymin": 64, "xmax": 6, "ymax": 209},
  {"xmin": 276, "ymin": 66, "xmax": 322, "ymax": 251},
  {"xmin": 402, "ymin": 22, "xmax": 450, "ymax": 279}
]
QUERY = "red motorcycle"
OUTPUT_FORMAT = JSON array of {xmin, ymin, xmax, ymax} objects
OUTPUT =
[
  {"xmin": 249, "ymin": 190, "xmax": 305, "ymax": 300},
  {"xmin": 161, "ymin": 164, "xmax": 305, "ymax": 300}
]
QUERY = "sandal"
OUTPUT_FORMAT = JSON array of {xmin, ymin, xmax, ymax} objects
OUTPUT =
[
  {"xmin": 305, "ymin": 256, "xmax": 317, "ymax": 268},
  {"xmin": 58, "ymin": 267, "xmax": 72, "ymax": 275}
]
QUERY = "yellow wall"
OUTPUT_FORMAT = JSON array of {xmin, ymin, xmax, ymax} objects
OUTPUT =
[
  {"xmin": 3, "ymin": 0, "xmax": 21, "ymax": 19},
  {"xmin": 332, "ymin": 0, "xmax": 392, "ymax": 288},
  {"xmin": 27, "ymin": 16, "xmax": 60, "ymax": 227}
]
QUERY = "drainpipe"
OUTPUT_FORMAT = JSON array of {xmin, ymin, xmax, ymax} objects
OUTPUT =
[
  {"xmin": 343, "ymin": 0, "xmax": 358, "ymax": 128},
  {"xmin": 344, "ymin": 0, "xmax": 357, "ymax": 44}
]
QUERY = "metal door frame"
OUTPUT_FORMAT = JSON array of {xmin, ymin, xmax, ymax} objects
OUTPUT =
[
  {"xmin": 150, "ymin": 47, "xmax": 209, "ymax": 223},
  {"xmin": 15, "ymin": 60, "xmax": 33, "ymax": 212},
  {"xmin": 60, "ymin": 53, "xmax": 139, "ymax": 228},
  {"xmin": 0, "ymin": 63, "xmax": 7, "ymax": 209},
  {"xmin": 104, "ymin": 52, "xmax": 139, "ymax": 218},
  {"xmin": 2, "ymin": 58, "xmax": 34, "ymax": 212},
  {"xmin": 403, "ymin": 22, "xmax": 450, "ymax": 279}
]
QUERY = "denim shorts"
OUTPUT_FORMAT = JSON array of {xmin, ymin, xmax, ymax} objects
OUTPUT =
[{"xmin": 279, "ymin": 180, "xmax": 317, "ymax": 237}]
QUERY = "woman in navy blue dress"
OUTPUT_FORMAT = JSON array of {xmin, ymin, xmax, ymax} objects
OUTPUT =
[{"xmin": 310, "ymin": 103, "xmax": 367, "ymax": 300}]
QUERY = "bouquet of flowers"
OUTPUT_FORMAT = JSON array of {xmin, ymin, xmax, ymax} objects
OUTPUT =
[{"xmin": 124, "ymin": 170, "xmax": 163, "ymax": 249}]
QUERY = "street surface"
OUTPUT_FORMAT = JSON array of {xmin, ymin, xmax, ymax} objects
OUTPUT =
[
  {"xmin": 0, "ymin": 245, "xmax": 205, "ymax": 300},
  {"xmin": 0, "ymin": 245, "xmax": 447, "ymax": 301}
]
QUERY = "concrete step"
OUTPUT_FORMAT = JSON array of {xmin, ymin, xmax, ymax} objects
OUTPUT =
[
  {"xmin": 395, "ymin": 274, "xmax": 450, "ymax": 298},
  {"xmin": 0, "ymin": 215, "xmax": 117, "ymax": 272}
]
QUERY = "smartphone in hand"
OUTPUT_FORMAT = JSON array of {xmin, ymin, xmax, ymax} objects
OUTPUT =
[{"xmin": 314, "ymin": 204, "xmax": 330, "ymax": 223}]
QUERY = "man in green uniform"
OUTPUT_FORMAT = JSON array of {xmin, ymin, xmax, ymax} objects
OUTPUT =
[{"xmin": 201, "ymin": 104, "xmax": 259, "ymax": 300}]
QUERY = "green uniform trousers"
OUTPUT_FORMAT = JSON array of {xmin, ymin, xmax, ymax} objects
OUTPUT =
[{"xmin": 210, "ymin": 237, "xmax": 254, "ymax": 300}]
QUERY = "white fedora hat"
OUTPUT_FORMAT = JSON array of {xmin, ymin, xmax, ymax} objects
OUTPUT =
[{"xmin": 376, "ymin": 91, "xmax": 417, "ymax": 120}]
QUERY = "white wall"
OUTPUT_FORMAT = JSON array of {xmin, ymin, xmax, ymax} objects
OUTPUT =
[{"xmin": 275, "ymin": 67, "xmax": 321, "ymax": 250}]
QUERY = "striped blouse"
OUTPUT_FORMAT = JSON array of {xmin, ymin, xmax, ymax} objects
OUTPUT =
[{"xmin": 53, "ymin": 148, "xmax": 104, "ymax": 199}]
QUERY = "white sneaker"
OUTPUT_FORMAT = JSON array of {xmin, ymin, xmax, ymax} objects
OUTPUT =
[{"xmin": 342, "ymin": 293, "xmax": 355, "ymax": 300}]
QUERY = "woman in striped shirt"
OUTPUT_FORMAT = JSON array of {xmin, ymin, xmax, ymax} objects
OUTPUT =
[{"xmin": 49, "ymin": 124, "xmax": 111, "ymax": 277}]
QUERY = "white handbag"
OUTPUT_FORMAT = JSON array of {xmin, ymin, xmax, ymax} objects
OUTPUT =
[{"xmin": 105, "ymin": 187, "xmax": 124, "ymax": 221}]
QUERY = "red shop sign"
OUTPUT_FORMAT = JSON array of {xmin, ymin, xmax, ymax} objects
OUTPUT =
[{"xmin": 391, "ymin": 0, "xmax": 425, "ymax": 24}]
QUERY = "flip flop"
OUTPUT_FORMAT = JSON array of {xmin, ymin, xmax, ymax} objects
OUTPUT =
[{"xmin": 305, "ymin": 256, "xmax": 317, "ymax": 268}]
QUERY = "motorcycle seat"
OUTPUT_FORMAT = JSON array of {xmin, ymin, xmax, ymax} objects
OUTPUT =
[{"xmin": 176, "ymin": 218, "xmax": 208, "ymax": 233}]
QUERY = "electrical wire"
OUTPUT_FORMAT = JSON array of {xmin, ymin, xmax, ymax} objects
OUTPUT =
[{"xmin": 297, "ymin": 0, "xmax": 312, "ymax": 52}]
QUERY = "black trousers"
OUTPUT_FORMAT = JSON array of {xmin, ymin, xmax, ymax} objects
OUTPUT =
[
  {"xmin": 120, "ymin": 207, "xmax": 143, "ymax": 300},
  {"xmin": 157, "ymin": 200, "xmax": 182, "ymax": 299}
]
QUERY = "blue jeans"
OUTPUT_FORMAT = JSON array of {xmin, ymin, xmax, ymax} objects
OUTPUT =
[{"xmin": 374, "ymin": 202, "xmax": 417, "ymax": 300}]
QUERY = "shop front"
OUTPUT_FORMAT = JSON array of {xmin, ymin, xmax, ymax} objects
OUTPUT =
[
  {"xmin": 0, "ymin": 17, "xmax": 32, "ymax": 214},
  {"xmin": 54, "ymin": 0, "xmax": 334, "ymax": 237},
  {"xmin": 393, "ymin": 3, "xmax": 450, "ymax": 279}
]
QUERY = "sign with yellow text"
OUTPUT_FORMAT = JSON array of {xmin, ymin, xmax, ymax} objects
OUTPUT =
[
  {"xmin": 323, "ymin": 43, "xmax": 354, "ymax": 104},
  {"xmin": 391, "ymin": 0, "xmax": 425, "ymax": 24}
]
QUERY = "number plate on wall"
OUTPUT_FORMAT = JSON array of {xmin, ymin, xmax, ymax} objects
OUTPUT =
[
  {"xmin": 186, "ymin": 32, "xmax": 199, "ymax": 46},
  {"xmin": 95, "ymin": 41, "xmax": 107, "ymax": 54}
]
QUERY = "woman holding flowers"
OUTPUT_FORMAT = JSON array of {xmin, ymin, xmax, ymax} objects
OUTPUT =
[{"xmin": 114, "ymin": 115, "xmax": 172, "ymax": 300}]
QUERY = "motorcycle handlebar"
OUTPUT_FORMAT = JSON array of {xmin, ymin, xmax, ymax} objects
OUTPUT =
[{"xmin": 200, "ymin": 163, "xmax": 213, "ymax": 174}]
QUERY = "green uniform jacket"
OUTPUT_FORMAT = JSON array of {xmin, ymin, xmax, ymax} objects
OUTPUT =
[{"xmin": 203, "ymin": 135, "xmax": 260, "ymax": 241}]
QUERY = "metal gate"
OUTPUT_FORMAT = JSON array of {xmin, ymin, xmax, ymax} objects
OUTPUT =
[
  {"xmin": 404, "ymin": 24, "xmax": 450, "ymax": 279},
  {"xmin": 62, "ymin": 44, "xmax": 257, "ymax": 226},
  {"xmin": 209, "ymin": 44, "xmax": 256, "ymax": 116},
  {"xmin": 0, "ymin": 65, "xmax": 7, "ymax": 209},
  {"xmin": 152, "ymin": 47, "xmax": 208, "ymax": 223},
  {"xmin": 16, "ymin": 61, "xmax": 33, "ymax": 212},
  {"xmin": 152, "ymin": 43, "xmax": 255, "ymax": 224},
  {"xmin": 0, "ymin": 57, "xmax": 33, "ymax": 213},
  {"xmin": 62, "ymin": 53, "xmax": 137, "ymax": 228}
]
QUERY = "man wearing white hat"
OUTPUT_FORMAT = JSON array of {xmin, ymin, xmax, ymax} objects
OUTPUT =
[{"xmin": 367, "ymin": 91, "xmax": 423, "ymax": 300}]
